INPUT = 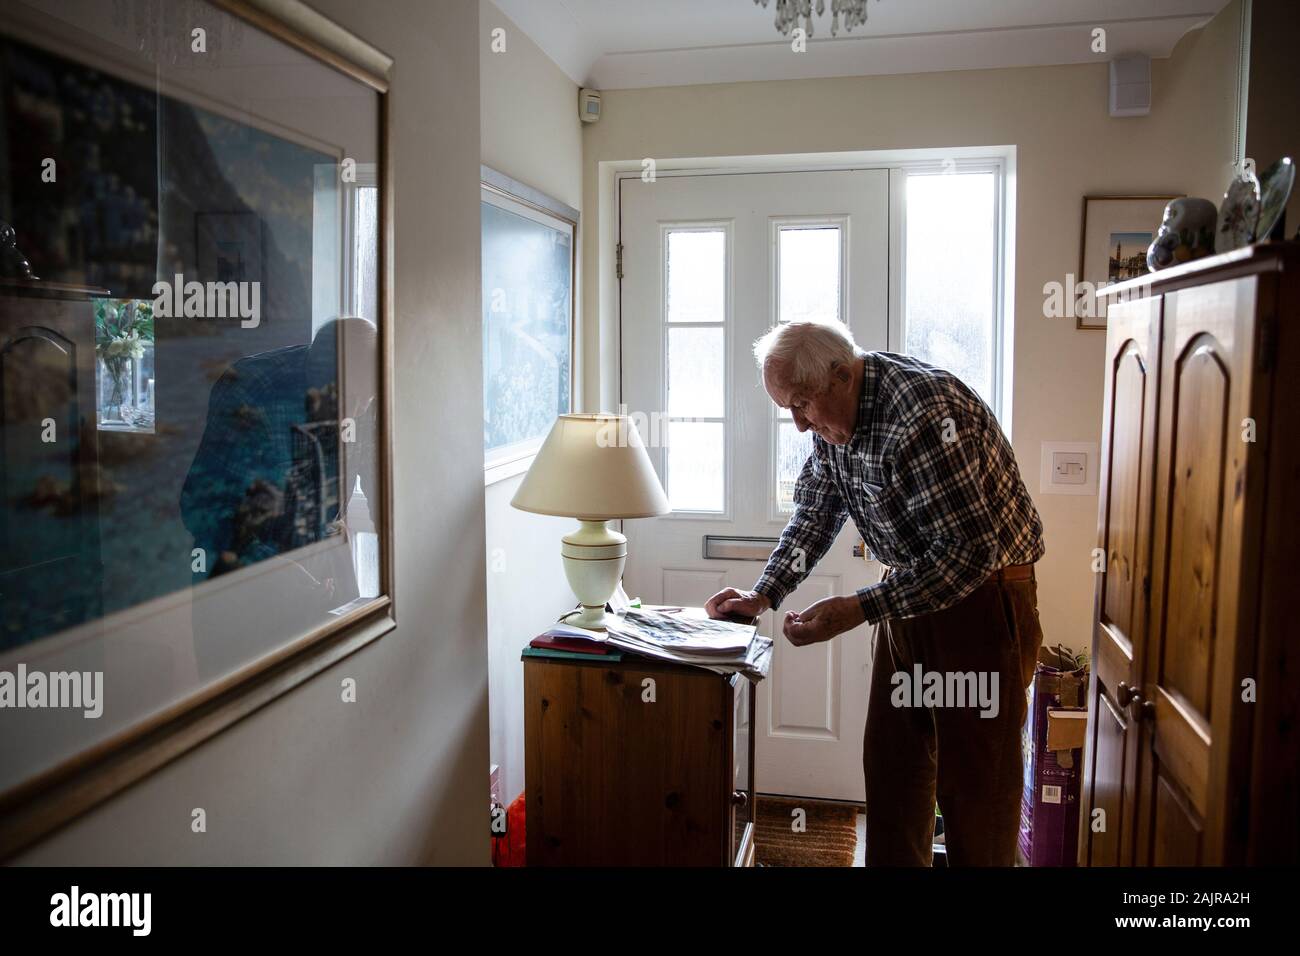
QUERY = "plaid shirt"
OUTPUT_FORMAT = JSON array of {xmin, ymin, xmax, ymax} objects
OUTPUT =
[{"xmin": 754, "ymin": 352, "xmax": 1045, "ymax": 624}]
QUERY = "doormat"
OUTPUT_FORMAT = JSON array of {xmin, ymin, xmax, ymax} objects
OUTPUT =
[{"xmin": 754, "ymin": 795, "xmax": 860, "ymax": 867}]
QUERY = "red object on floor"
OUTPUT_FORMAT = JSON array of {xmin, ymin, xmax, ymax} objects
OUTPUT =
[{"xmin": 491, "ymin": 790, "xmax": 527, "ymax": 867}]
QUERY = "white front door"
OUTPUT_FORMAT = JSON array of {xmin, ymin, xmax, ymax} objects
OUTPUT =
[{"xmin": 619, "ymin": 169, "xmax": 888, "ymax": 802}]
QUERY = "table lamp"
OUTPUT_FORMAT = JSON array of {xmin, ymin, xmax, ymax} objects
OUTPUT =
[{"xmin": 511, "ymin": 413, "xmax": 670, "ymax": 630}]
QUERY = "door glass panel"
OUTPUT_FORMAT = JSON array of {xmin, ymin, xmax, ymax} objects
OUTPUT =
[
  {"xmin": 778, "ymin": 225, "xmax": 840, "ymax": 325},
  {"xmin": 668, "ymin": 326, "xmax": 724, "ymax": 418},
  {"xmin": 772, "ymin": 223, "xmax": 840, "ymax": 508},
  {"xmin": 667, "ymin": 420, "xmax": 724, "ymax": 512},
  {"xmin": 667, "ymin": 229, "xmax": 725, "ymax": 323},
  {"xmin": 664, "ymin": 226, "xmax": 726, "ymax": 513},
  {"xmin": 904, "ymin": 171, "xmax": 996, "ymax": 406},
  {"xmin": 777, "ymin": 421, "xmax": 814, "ymax": 513}
]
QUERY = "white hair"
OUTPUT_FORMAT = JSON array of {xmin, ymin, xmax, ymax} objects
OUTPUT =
[{"xmin": 752, "ymin": 320, "xmax": 864, "ymax": 390}]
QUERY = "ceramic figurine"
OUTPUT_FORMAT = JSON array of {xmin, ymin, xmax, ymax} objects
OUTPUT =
[{"xmin": 1147, "ymin": 197, "xmax": 1218, "ymax": 271}]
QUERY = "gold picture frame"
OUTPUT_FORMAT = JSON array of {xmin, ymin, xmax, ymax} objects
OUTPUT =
[{"xmin": 0, "ymin": 0, "xmax": 395, "ymax": 859}]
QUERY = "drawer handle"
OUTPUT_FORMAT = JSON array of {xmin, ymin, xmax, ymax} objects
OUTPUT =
[{"xmin": 731, "ymin": 790, "xmax": 749, "ymax": 808}]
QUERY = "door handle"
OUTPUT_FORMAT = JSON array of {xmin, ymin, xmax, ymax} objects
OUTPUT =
[
  {"xmin": 1115, "ymin": 681, "xmax": 1137, "ymax": 707},
  {"xmin": 1116, "ymin": 682, "xmax": 1153, "ymax": 720}
]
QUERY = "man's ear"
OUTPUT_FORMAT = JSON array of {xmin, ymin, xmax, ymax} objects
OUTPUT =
[{"xmin": 832, "ymin": 362, "xmax": 851, "ymax": 384}]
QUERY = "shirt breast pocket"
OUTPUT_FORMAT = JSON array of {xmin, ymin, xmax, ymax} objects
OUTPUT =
[{"xmin": 859, "ymin": 461, "xmax": 887, "ymax": 501}]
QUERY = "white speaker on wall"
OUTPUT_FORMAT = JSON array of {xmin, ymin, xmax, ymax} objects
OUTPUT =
[{"xmin": 1109, "ymin": 54, "xmax": 1152, "ymax": 117}]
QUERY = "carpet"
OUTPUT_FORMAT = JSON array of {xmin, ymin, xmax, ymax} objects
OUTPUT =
[{"xmin": 753, "ymin": 795, "xmax": 861, "ymax": 867}]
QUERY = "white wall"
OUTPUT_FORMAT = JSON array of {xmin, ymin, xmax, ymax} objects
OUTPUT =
[
  {"xmin": 580, "ymin": 6, "xmax": 1244, "ymax": 658},
  {"xmin": 18, "ymin": 0, "xmax": 490, "ymax": 865},
  {"xmin": 479, "ymin": 0, "xmax": 584, "ymax": 807}
]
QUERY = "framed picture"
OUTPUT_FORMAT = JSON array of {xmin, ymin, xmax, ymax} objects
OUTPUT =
[
  {"xmin": 480, "ymin": 166, "xmax": 577, "ymax": 484},
  {"xmin": 0, "ymin": 0, "xmax": 394, "ymax": 857},
  {"xmin": 1076, "ymin": 195, "xmax": 1178, "ymax": 329}
]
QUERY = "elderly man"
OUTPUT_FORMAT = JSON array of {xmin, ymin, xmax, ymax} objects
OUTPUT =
[{"xmin": 705, "ymin": 319, "xmax": 1045, "ymax": 866}]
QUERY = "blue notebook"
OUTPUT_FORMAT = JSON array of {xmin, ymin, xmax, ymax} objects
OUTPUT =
[{"xmin": 522, "ymin": 646, "xmax": 624, "ymax": 663}]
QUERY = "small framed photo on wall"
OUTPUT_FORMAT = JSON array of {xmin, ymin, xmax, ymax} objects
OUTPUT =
[{"xmin": 1077, "ymin": 195, "xmax": 1178, "ymax": 329}]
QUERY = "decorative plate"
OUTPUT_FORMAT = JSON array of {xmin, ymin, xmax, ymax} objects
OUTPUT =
[
  {"xmin": 1216, "ymin": 165, "xmax": 1261, "ymax": 253},
  {"xmin": 1255, "ymin": 156, "xmax": 1295, "ymax": 242}
]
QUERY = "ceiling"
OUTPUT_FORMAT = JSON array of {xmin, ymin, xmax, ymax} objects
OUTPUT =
[{"xmin": 492, "ymin": 0, "xmax": 1231, "ymax": 90}]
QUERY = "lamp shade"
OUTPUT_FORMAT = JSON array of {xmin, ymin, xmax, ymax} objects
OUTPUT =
[{"xmin": 510, "ymin": 414, "xmax": 670, "ymax": 520}]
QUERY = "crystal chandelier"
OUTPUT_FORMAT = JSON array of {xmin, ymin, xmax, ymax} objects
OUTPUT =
[{"xmin": 754, "ymin": 0, "xmax": 872, "ymax": 38}]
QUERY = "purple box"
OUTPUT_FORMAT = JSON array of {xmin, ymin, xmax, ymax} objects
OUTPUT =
[{"xmin": 1018, "ymin": 646, "xmax": 1088, "ymax": 867}]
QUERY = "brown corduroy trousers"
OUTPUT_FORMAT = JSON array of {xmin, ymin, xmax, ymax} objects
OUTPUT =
[{"xmin": 863, "ymin": 570, "xmax": 1043, "ymax": 866}]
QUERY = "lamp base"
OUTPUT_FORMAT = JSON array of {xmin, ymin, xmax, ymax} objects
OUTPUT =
[
  {"xmin": 564, "ymin": 604, "xmax": 615, "ymax": 631},
  {"xmin": 560, "ymin": 519, "xmax": 627, "ymax": 633}
]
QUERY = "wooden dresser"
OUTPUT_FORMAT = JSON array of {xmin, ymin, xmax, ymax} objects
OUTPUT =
[
  {"xmin": 1081, "ymin": 242, "xmax": 1299, "ymax": 865},
  {"xmin": 523, "ymin": 651, "xmax": 756, "ymax": 867}
]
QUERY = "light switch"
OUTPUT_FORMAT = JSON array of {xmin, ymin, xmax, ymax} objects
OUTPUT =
[
  {"xmin": 1052, "ymin": 451, "xmax": 1087, "ymax": 485},
  {"xmin": 1039, "ymin": 442, "xmax": 1099, "ymax": 496}
]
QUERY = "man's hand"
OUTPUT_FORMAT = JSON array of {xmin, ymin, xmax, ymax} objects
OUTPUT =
[
  {"xmin": 783, "ymin": 595, "xmax": 866, "ymax": 646},
  {"xmin": 705, "ymin": 587, "xmax": 771, "ymax": 620}
]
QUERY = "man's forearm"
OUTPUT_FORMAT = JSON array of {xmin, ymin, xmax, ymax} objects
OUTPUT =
[{"xmin": 753, "ymin": 510, "xmax": 845, "ymax": 611}]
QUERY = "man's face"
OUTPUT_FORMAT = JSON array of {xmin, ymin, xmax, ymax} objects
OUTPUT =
[{"xmin": 763, "ymin": 361, "xmax": 856, "ymax": 445}]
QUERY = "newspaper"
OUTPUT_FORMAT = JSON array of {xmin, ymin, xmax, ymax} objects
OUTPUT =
[
  {"xmin": 600, "ymin": 607, "xmax": 772, "ymax": 682},
  {"xmin": 606, "ymin": 607, "xmax": 752, "ymax": 654}
]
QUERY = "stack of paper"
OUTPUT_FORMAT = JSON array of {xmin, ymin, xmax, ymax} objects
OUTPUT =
[{"xmin": 601, "ymin": 607, "xmax": 772, "ymax": 682}]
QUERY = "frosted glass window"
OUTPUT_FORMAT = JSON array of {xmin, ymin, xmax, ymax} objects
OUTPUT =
[
  {"xmin": 667, "ymin": 421, "xmax": 724, "ymax": 512},
  {"xmin": 667, "ymin": 230, "xmax": 725, "ymax": 323},
  {"xmin": 481, "ymin": 199, "xmax": 573, "ymax": 456},
  {"xmin": 904, "ymin": 172, "xmax": 995, "ymax": 407},
  {"xmin": 777, "ymin": 421, "xmax": 814, "ymax": 514},
  {"xmin": 778, "ymin": 226, "xmax": 841, "ymax": 325},
  {"xmin": 668, "ymin": 326, "xmax": 724, "ymax": 418}
]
